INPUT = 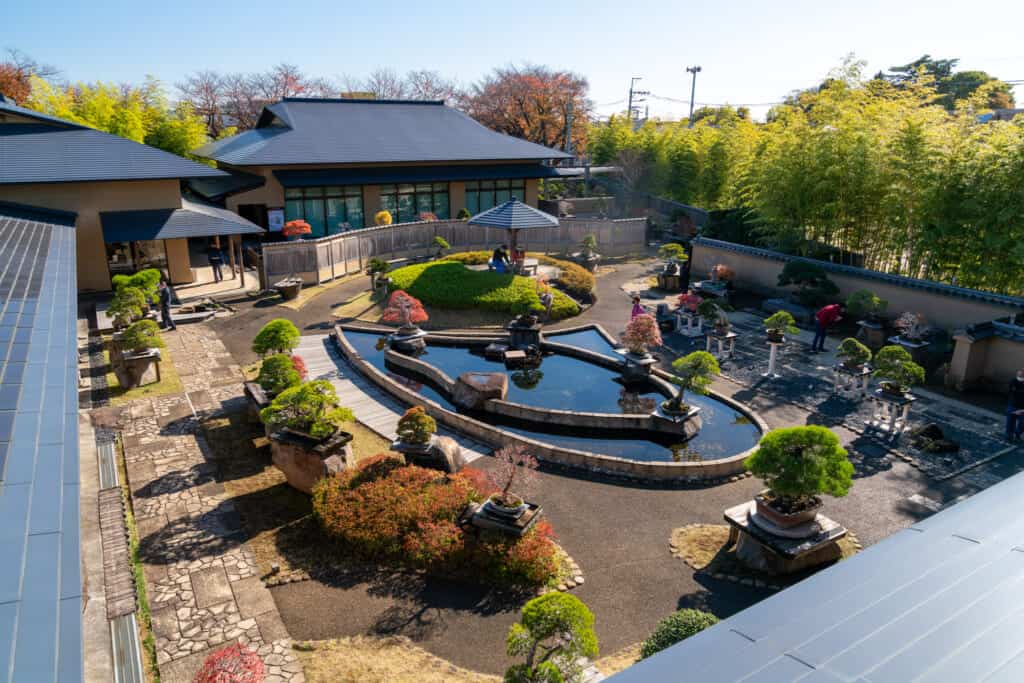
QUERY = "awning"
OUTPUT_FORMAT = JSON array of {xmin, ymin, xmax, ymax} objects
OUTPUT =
[
  {"xmin": 100, "ymin": 198, "xmax": 264, "ymax": 242},
  {"xmin": 467, "ymin": 198, "xmax": 559, "ymax": 231},
  {"xmin": 185, "ymin": 169, "xmax": 266, "ymax": 202},
  {"xmin": 273, "ymin": 163, "xmax": 561, "ymax": 188}
]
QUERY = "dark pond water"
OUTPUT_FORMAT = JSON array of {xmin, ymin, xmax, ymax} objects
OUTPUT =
[{"xmin": 344, "ymin": 329, "xmax": 760, "ymax": 462}]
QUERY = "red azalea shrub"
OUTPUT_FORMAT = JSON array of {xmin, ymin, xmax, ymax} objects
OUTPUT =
[
  {"xmin": 621, "ymin": 313, "xmax": 663, "ymax": 354},
  {"xmin": 474, "ymin": 520, "xmax": 560, "ymax": 586},
  {"xmin": 282, "ymin": 220, "xmax": 312, "ymax": 238},
  {"xmin": 382, "ymin": 289, "xmax": 429, "ymax": 326},
  {"xmin": 193, "ymin": 643, "xmax": 264, "ymax": 683},
  {"xmin": 403, "ymin": 519, "xmax": 465, "ymax": 567},
  {"xmin": 678, "ymin": 293, "xmax": 702, "ymax": 312},
  {"xmin": 290, "ymin": 354, "xmax": 308, "ymax": 381}
]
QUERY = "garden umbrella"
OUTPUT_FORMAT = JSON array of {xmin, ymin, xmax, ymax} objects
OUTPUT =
[{"xmin": 467, "ymin": 198, "xmax": 559, "ymax": 264}]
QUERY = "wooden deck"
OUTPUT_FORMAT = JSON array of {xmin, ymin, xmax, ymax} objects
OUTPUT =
[{"xmin": 295, "ymin": 335, "xmax": 488, "ymax": 464}]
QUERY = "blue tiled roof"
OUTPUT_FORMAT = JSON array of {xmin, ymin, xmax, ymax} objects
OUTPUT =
[
  {"xmin": 273, "ymin": 163, "xmax": 561, "ymax": 188},
  {"xmin": 467, "ymin": 198, "xmax": 559, "ymax": 230},
  {"xmin": 610, "ymin": 470, "xmax": 1024, "ymax": 682},
  {"xmin": 194, "ymin": 97, "xmax": 573, "ymax": 166},
  {"xmin": 0, "ymin": 201, "xmax": 81, "ymax": 683},
  {"xmin": 100, "ymin": 197, "xmax": 264, "ymax": 242},
  {"xmin": 0, "ymin": 98, "xmax": 225, "ymax": 185}
]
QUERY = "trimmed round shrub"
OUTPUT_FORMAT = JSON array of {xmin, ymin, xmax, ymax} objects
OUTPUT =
[
  {"xmin": 121, "ymin": 319, "xmax": 164, "ymax": 352},
  {"xmin": 396, "ymin": 406, "xmax": 436, "ymax": 445},
  {"xmin": 873, "ymin": 345, "xmax": 925, "ymax": 390},
  {"xmin": 640, "ymin": 609, "xmax": 718, "ymax": 659},
  {"xmin": 251, "ymin": 318, "xmax": 300, "ymax": 357},
  {"xmin": 255, "ymin": 353, "xmax": 301, "ymax": 395}
]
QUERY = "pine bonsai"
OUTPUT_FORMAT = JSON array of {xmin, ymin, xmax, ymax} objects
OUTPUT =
[
  {"xmin": 256, "ymin": 353, "xmax": 302, "ymax": 395},
  {"xmin": 111, "ymin": 268, "xmax": 161, "ymax": 303},
  {"xmin": 836, "ymin": 338, "xmax": 872, "ymax": 369},
  {"xmin": 658, "ymin": 243, "xmax": 687, "ymax": 262},
  {"xmin": 505, "ymin": 593, "xmax": 598, "ymax": 683},
  {"xmin": 396, "ymin": 406, "xmax": 436, "ymax": 446},
  {"xmin": 777, "ymin": 260, "xmax": 839, "ymax": 308},
  {"xmin": 120, "ymin": 319, "xmax": 164, "ymax": 352},
  {"xmin": 664, "ymin": 351, "xmax": 720, "ymax": 414},
  {"xmin": 260, "ymin": 380, "xmax": 354, "ymax": 440},
  {"xmin": 873, "ymin": 345, "xmax": 925, "ymax": 393},
  {"xmin": 251, "ymin": 318, "xmax": 300, "ymax": 357},
  {"xmin": 763, "ymin": 310, "xmax": 799, "ymax": 337},
  {"xmin": 108, "ymin": 286, "xmax": 148, "ymax": 329},
  {"xmin": 846, "ymin": 290, "xmax": 887, "ymax": 321},
  {"xmin": 744, "ymin": 426, "xmax": 854, "ymax": 511},
  {"xmin": 580, "ymin": 234, "xmax": 598, "ymax": 256},
  {"xmin": 433, "ymin": 235, "xmax": 450, "ymax": 258},
  {"xmin": 457, "ymin": 207, "xmax": 471, "ymax": 220}
]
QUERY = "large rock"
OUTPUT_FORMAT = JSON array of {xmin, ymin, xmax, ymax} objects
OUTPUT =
[
  {"xmin": 269, "ymin": 429, "xmax": 352, "ymax": 494},
  {"xmin": 395, "ymin": 435, "xmax": 467, "ymax": 473},
  {"xmin": 452, "ymin": 371, "xmax": 508, "ymax": 410}
]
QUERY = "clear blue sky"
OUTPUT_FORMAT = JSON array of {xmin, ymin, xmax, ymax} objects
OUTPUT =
[{"xmin": 4, "ymin": 0, "xmax": 1023, "ymax": 120}]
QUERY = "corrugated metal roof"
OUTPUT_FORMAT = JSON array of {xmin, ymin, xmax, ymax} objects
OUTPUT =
[
  {"xmin": 0, "ymin": 201, "xmax": 81, "ymax": 683},
  {"xmin": 185, "ymin": 169, "xmax": 266, "ymax": 201},
  {"xmin": 100, "ymin": 198, "xmax": 264, "ymax": 242},
  {"xmin": 0, "ymin": 98, "xmax": 225, "ymax": 185},
  {"xmin": 273, "ymin": 163, "xmax": 561, "ymax": 188},
  {"xmin": 193, "ymin": 97, "xmax": 573, "ymax": 166},
  {"xmin": 467, "ymin": 199, "xmax": 559, "ymax": 230},
  {"xmin": 609, "ymin": 470, "xmax": 1024, "ymax": 683}
]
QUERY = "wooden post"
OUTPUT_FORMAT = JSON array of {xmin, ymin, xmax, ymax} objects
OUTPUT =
[
  {"xmin": 238, "ymin": 236, "xmax": 246, "ymax": 288},
  {"xmin": 228, "ymin": 234, "xmax": 238, "ymax": 280}
]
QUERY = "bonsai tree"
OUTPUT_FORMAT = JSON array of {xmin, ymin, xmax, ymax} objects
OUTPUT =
[
  {"xmin": 894, "ymin": 312, "xmax": 928, "ymax": 342},
  {"xmin": 664, "ymin": 351, "xmax": 720, "ymax": 414},
  {"xmin": 678, "ymin": 292, "xmax": 702, "ymax": 313},
  {"xmin": 382, "ymin": 290, "xmax": 428, "ymax": 332},
  {"xmin": 108, "ymin": 286, "xmax": 148, "ymax": 329},
  {"xmin": 580, "ymin": 233, "xmax": 598, "ymax": 257},
  {"xmin": 710, "ymin": 263, "xmax": 734, "ymax": 282},
  {"xmin": 374, "ymin": 210, "xmax": 393, "ymax": 226},
  {"xmin": 745, "ymin": 425, "xmax": 854, "ymax": 511},
  {"xmin": 396, "ymin": 406, "xmax": 436, "ymax": 446},
  {"xmin": 112, "ymin": 268, "xmax": 162, "ymax": 303},
  {"xmin": 620, "ymin": 313, "xmax": 662, "ymax": 356},
  {"xmin": 846, "ymin": 289, "xmax": 888, "ymax": 321},
  {"xmin": 487, "ymin": 443, "xmax": 539, "ymax": 509},
  {"xmin": 764, "ymin": 310, "xmax": 799, "ymax": 341},
  {"xmin": 419, "ymin": 211, "xmax": 438, "ymax": 222},
  {"xmin": 194, "ymin": 643, "xmax": 264, "ymax": 683},
  {"xmin": 256, "ymin": 353, "xmax": 302, "ymax": 395},
  {"xmin": 252, "ymin": 318, "xmax": 300, "ymax": 357},
  {"xmin": 457, "ymin": 207, "xmax": 471, "ymax": 220},
  {"xmin": 282, "ymin": 219, "xmax": 312, "ymax": 239},
  {"xmin": 777, "ymin": 260, "xmax": 839, "ymax": 308},
  {"xmin": 433, "ymin": 235, "xmax": 450, "ymax": 258},
  {"xmin": 640, "ymin": 608, "xmax": 719, "ymax": 659},
  {"xmin": 836, "ymin": 337, "xmax": 872, "ymax": 370},
  {"xmin": 120, "ymin": 319, "xmax": 164, "ymax": 353},
  {"xmin": 873, "ymin": 345, "xmax": 925, "ymax": 394},
  {"xmin": 367, "ymin": 257, "xmax": 390, "ymax": 288},
  {"xmin": 505, "ymin": 593, "xmax": 598, "ymax": 683},
  {"xmin": 512, "ymin": 291, "xmax": 545, "ymax": 324},
  {"xmin": 658, "ymin": 242, "xmax": 687, "ymax": 262},
  {"xmin": 697, "ymin": 300, "xmax": 729, "ymax": 334},
  {"xmin": 260, "ymin": 380, "xmax": 355, "ymax": 440}
]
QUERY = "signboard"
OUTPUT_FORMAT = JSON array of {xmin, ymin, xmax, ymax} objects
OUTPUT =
[{"xmin": 267, "ymin": 208, "xmax": 284, "ymax": 232}]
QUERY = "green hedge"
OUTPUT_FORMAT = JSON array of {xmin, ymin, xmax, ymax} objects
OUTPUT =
[
  {"xmin": 387, "ymin": 261, "xmax": 580, "ymax": 320},
  {"xmin": 445, "ymin": 251, "xmax": 596, "ymax": 300}
]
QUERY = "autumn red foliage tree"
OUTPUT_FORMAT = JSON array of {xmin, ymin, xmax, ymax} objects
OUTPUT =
[
  {"xmin": 382, "ymin": 290, "xmax": 428, "ymax": 328},
  {"xmin": 0, "ymin": 50, "xmax": 58, "ymax": 104},
  {"xmin": 193, "ymin": 643, "xmax": 264, "ymax": 683},
  {"xmin": 462, "ymin": 65, "xmax": 591, "ymax": 152}
]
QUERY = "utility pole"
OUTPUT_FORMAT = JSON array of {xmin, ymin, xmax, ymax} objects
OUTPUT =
[
  {"xmin": 628, "ymin": 76, "xmax": 649, "ymax": 125},
  {"xmin": 686, "ymin": 65, "xmax": 702, "ymax": 127},
  {"xmin": 564, "ymin": 100, "xmax": 574, "ymax": 156}
]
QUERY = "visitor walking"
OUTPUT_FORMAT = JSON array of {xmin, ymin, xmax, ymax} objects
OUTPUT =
[
  {"xmin": 490, "ymin": 244, "xmax": 511, "ymax": 273},
  {"xmin": 631, "ymin": 295, "xmax": 645, "ymax": 320},
  {"xmin": 207, "ymin": 241, "xmax": 224, "ymax": 282},
  {"xmin": 158, "ymin": 280, "xmax": 176, "ymax": 331},
  {"xmin": 1007, "ymin": 369, "xmax": 1024, "ymax": 442},
  {"xmin": 811, "ymin": 302, "xmax": 844, "ymax": 353}
]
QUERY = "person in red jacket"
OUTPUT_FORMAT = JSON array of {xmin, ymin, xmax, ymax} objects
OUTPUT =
[{"xmin": 811, "ymin": 303, "xmax": 844, "ymax": 353}]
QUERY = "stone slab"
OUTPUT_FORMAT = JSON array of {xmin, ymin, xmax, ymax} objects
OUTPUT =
[
  {"xmin": 135, "ymin": 514, "xmax": 167, "ymax": 544},
  {"xmin": 190, "ymin": 565, "xmax": 234, "ymax": 609},
  {"xmin": 232, "ymin": 576, "xmax": 277, "ymax": 619},
  {"xmin": 158, "ymin": 644, "xmax": 221, "ymax": 683},
  {"xmin": 255, "ymin": 611, "xmax": 290, "ymax": 642},
  {"xmin": 150, "ymin": 605, "xmax": 179, "ymax": 642}
]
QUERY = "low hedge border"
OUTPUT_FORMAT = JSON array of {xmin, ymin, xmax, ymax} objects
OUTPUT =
[{"xmin": 445, "ymin": 251, "xmax": 596, "ymax": 302}]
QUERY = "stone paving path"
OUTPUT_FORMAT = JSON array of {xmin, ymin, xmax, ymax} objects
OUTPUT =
[{"xmin": 106, "ymin": 325, "xmax": 305, "ymax": 683}]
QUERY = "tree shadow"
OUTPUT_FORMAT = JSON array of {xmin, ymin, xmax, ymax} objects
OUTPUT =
[
  {"xmin": 845, "ymin": 435, "xmax": 894, "ymax": 478},
  {"xmin": 136, "ymin": 499, "xmax": 246, "ymax": 565},
  {"xmin": 133, "ymin": 462, "xmax": 218, "ymax": 499}
]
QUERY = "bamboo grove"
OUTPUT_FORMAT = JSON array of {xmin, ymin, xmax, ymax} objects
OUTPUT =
[{"xmin": 588, "ymin": 64, "xmax": 1024, "ymax": 296}]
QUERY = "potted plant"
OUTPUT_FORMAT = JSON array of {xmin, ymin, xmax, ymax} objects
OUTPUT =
[
  {"xmin": 511, "ymin": 292, "xmax": 545, "ymax": 327},
  {"xmin": 374, "ymin": 210, "xmax": 393, "ymax": 226},
  {"xmin": 678, "ymin": 292, "xmax": 702, "ymax": 314},
  {"xmin": 382, "ymin": 290, "xmax": 429, "ymax": 336},
  {"xmin": 846, "ymin": 289, "xmax": 887, "ymax": 323},
  {"xmin": 697, "ymin": 300, "xmax": 730, "ymax": 336},
  {"xmin": 763, "ymin": 310, "xmax": 799, "ymax": 343},
  {"xmin": 260, "ymin": 380, "xmax": 356, "ymax": 494},
  {"xmin": 432, "ymin": 235, "xmax": 450, "ymax": 259},
  {"xmin": 483, "ymin": 444, "xmax": 539, "ymax": 520},
  {"xmin": 836, "ymin": 337, "xmax": 872, "ymax": 372},
  {"xmin": 107, "ymin": 284, "xmax": 148, "ymax": 340},
  {"xmin": 367, "ymin": 257, "xmax": 390, "ymax": 290},
  {"xmin": 894, "ymin": 312, "xmax": 929, "ymax": 347},
  {"xmin": 457, "ymin": 207, "xmax": 471, "ymax": 220},
  {"xmin": 873, "ymin": 345, "xmax": 925, "ymax": 396},
  {"xmin": 246, "ymin": 352, "xmax": 304, "ymax": 421},
  {"xmin": 578, "ymin": 234, "xmax": 600, "ymax": 272},
  {"xmin": 419, "ymin": 211, "xmax": 439, "ymax": 222},
  {"xmin": 744, "ymin": 425, "xmax": 854, "ymax": 528},
  {"xmin": 273, "ymin": 274, "xmax": 303, "ymax": 301},
  {"xmin": 663, "ymin": 351, "xmax": 719, "ymax": 415},
  {"xmin": 393, "ymin": 405, "xmax": 437, "ymax": 454},
  {"xmin": 777, "ymin": 260, "xmax": 839, "ymax": 308},
  {"xmin": 113, "ymin": 319, "xmax": 165, "ymax": 389},
  {"xmin": 621, "ymin": 312, "xmax": 663, "ymax": 359},
  {"xmin": 251, "ymin": 318, "xmax": 300, "ymax": 357},
  {"xmin": 710, "ymin": 263, "xmax": 734, "ymax": 283}
]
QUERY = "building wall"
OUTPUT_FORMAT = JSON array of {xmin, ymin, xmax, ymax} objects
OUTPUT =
[
  {"xmin": 0, "ymin": 179, "xmax": 182, "ymax": 292},
  {"xmin": 950, "ymin": 335, "xmax": 1024, "ymax": 391},
  {"xmin": 164, "ymin": 238, "xmax": 194, "ymax": 284}
]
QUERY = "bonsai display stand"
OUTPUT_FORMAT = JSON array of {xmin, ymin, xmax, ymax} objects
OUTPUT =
[
  {"xmin": 763, "ymin": 339, "xmax": 785, "ymax": 379},
  {"xmin": 705, "ymin": 332, "xmax": 737, "ymax": 360},
  {"xmin": 461, "ymin": 501, "xmax": 543, "ymax": 538},
  {"xmin": 675, "ymin": 311, "xmax": 703, "ymax": 338},
  {"xmin": 269, "ymin": 428, "xmax": 352, "ymax": 494},
  {"xmin": 888, "ymin": 335, "xmax": 930, "ymax": 364},
  {"xmin": 657, "ymin": 273, "xmax": 683, "ymax": 291},
  {"xmin": 857, "ymin": 320, "xmax": 886, "ymax": 348},
  {"xmin": 867, "ymin": 389, "xmax": 916, "ymax": 436},
  {"xmin": 507, "ymin": 321, "xmax": 543, "ymax": 350},
  {"xmin": 617, "ymin": 350, "xmax": 658, "ymax": 381},
  {"xmin": 833, "ymin": 364, "xmax": 872, "ymax": 399},
  {"xmin": 388, "ymin": 328, "xmax": 427, "ymax": 353},
  {"xmin": 694, "ymin": 280, "xmax": 728, "ymax": 300},
  {"xmin": 724, "ymin": 500, "xmax": 846, "ymax": 575}
]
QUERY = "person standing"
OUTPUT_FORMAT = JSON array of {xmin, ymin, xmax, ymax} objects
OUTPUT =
[
  {"xmin": 811, "ymin": 302, "xmax": 844, "ymax": 353},
  {"xmin": 631, "ymin": 295, "xmax": 645, "ymax": 320},
  {"xmin": 207, "ymin": 241, "xmax": 224, "ymax": 282},
  {"xmin": 1007, "ymin": 369, "xmax": 1024, "ymax": 442},
  {"xmin": 158, "ymin": 280, "xmax": 176, "ymax": 331}
]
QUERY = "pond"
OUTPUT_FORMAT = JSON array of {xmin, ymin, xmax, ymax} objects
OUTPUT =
[{"xmin": 344, "ymin": 328, "xmax": 760, "ymax": 463}]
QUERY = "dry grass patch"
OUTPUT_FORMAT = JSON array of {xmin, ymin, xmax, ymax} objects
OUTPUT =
[
  {"xmin": 295, "ymin": 636, "xmax": 499, "ymax": 683},
  {"xmin": 594, "ymin": 643, "xmax": 642, "ymax": 677},
  {"xmin": 104, "ymin": 347, "xmax": 184, "ymax": 406}
]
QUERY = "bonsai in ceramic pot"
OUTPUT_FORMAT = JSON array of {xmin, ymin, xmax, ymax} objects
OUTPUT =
[
  {"xmin": 383, "ymin": 290, "xmax": 429, "ymax": 336},
  {"xmin": 662, "ymin": 351, "xmax": 719, "ymax": 416},
  {"xmin": 113, "ymin": 319, "xmax": 165, "ymax": 388},
  {"xmin": 836, "ymin": 337, "xmax": 872, "ymax": 372},
  {"xmin": 763, "ymin": 311, "xmax": 799, "ymax": 344},
  {"xmin": 621, "ymin": 313, "xmax": 663, "ymax": 359},
  {"xmin": 872, "ymin": 345, "xmax": 925, "ymax": 397},
  {"xmin": 366, "ymin": 257, "xmax": 391, "ymax": 290},
  {"xmin": 744, "ymin": 425, "xmax": 854, "ymax": 529},
  {"xmin": 483, "ymin": 444, "xmax": 539, "ymax": 520},
  {"xmin": 247, "ymin": 353, "xmax": 306, "ymax": 420},
  {"xmin": 893, "ymin": 312, "xmax": 929, "ymax": 348},
  {"xmin": 697, "ymin": 300, "xmax": 730, "ymax": 336},
  {"xmin": 432, "ymin": 235, "xmax": 450, "ymax": 259},
  {"xmin": 394, "ymin": 405, "xmax": 437, "ymax": 453},
  {"xmin": 846, "ymin": 289, "xmax": 887, "ymax": 324},
  {"xmin": 578, "ymin": 234, "xmax": 600, "ymax": 272}
]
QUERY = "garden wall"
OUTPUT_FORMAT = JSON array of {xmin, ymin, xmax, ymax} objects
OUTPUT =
[
  {"xmin": 690, "ymin": 238, "xmax": 1024, "ymax": 331},
  {"xmin": 263, "ymin": 216, "xmax": 647, "ymax": 286}
]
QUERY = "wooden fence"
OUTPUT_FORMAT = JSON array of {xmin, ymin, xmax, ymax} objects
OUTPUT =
[{"xmin": 262, "ymin": 217, "xmax": 648, "ymax": 285}]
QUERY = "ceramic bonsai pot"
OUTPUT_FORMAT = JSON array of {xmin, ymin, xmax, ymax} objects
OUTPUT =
[
  {"xmin": 483, "ymin": 494, "xmax": 528, "ymax": 520},
  {"xmin": 754, "ymin": 492, "xmax": 822, "ymax": 529},
  {"xmin": 269, "ymin": 427, "xmax": 353, "ymax": 494},
  {"xmin": 274, "ymin": 278, "xmax": 302, "ymax": 301}
]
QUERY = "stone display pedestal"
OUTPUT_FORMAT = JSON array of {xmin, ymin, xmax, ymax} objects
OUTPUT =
[
  {"xmin": 675, "ymin": 312, "xmax": 703, "ymax": 338},
  {"xmin": 724, "ymin": 501, "xmax": 846, "ymax": 575},
  {"xmin": 763, "ymin": 339, "xmax": 785, "ymax": 379},
  {"xmin": 868, "ymin": 389, "xmax": 916, "ymax": 436},
  {"xmin": 617, "ymin": 350, "xmax": 657, "ymax": 382},
  {"xmin": 391, "ymin": 435, "xmax": 467, "ymax": 473},
  {"xmin": 833, "ymin": 364, "xmax": 872, "ymax": 399},
  {"xmin": 388, "ymin": 327, "xmax": 427, "ymax": 353},
  {"xmin": 243, "ymin": 381, "xmax": 270, "ymax": 424},
  {"xmin": 508, "ymin": 321, "xmax": 543, "ymax": 350},
  {"xmin": 269, "ymin": 428, "xmax": 352, "ymax": 494},
  {"xmin": 461, "ymin": 500, "xmax": 544, "ymax": 538},
  {"xmin": 857, "ymin": 320, "xmax": 886, "ymax": 348},
  {"xmin": 705, "ymin": 332, "xmax": 737, "ymax": 360},
  {"xmin": 114, "ymin": 348, "xmax": 162, "ymax": 389},
  {"xmin": 657, "ymin": 273, "xmax": 683, "ymax": 291},
  {"xmin": 888, "ymin": 335, "xmax": 930, "ymax": 364}
]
